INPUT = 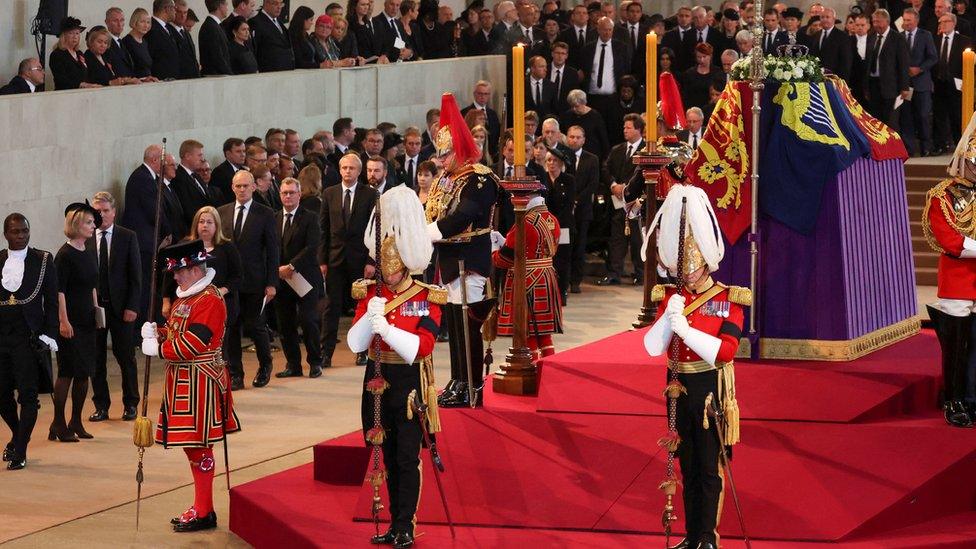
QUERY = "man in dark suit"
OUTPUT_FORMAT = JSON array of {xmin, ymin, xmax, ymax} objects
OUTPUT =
[
  {"xmin": 87, "ymin": 192, "xmax": 141, "ymax": 423},
  {"xmin": 662, "ymin": 6, "xmax": 695, "ymax": 70},
  {"xmin": 372, "ymin": 0, "xmax": 415, "ymax": 62},
  {"xmin": 328, "ymin": 117, "xmax": 357, "ymax": 169},
  {"xmin": 676, "ymin": 107, "xmax": 706, "ymax": 150},
  {"xmin": 866, "ymin": 9, "xmax": 911, "ymax": 125},
  {"xmin": 581, "ymin": 17, "xmax": 631, "ymax": 115},
  {"xmin": 360, "ymin": 130, "xmax": 401, "ymax": 188},
  {"xmin": 928, "ymin": 0, "xmax": 973, "ymax": 36},
  {"xmin": 0, "ymin": 58, "xmax": 44, "ymax": 95},
  {"xmin": 761, "ymin": 7, "xmax": 790, "ymax": 55},
  {"xmin": 598, "ymin": 113, "xmax": 644, "ymax": 286},
  {"xmin": 395, "ymin": 128, "xmax": 429, "ymax": 188},
  {"xmin": 497, "ymin": 2, "xmax": 543, "ymax": 53},
  {"xmin": 549, "ymin": 42, "xmax": 581, "ymax": 114},
  {"xmin": 0, "ymin": 213, "xmax": 59, "ymax": 470},
  {"xmin": 249, "ymin": 0, "xmax": 295, "ymax": 72},
  {"xmin": 565, "ymin": 125, "xmax": 599, "ymax": 294},
  {"xmin": 811, "ymin": 7, "xmax": 852, "ymax": 80},
  {"xmin": 273, "ymin": 179, "xmax": 324, "ymax": 378},
  {"xmin": 526, "ymin": 55, "xmax": 558, "ymax": 127},
  {"xmin": 120, "ymin": 145, "xmax": 182, "ymax": 327},
  {"xmin": 900, "ymin": 8, "xmax": 939, "ymax": 156},
  {"xmin": 466, "ymin": 8, "xmax": 498, "ymax": 56},
  {"xmin": 146, "ymin": 0, "xmax": 182, "ymax": 80},
  {"xmin": 160, "ymin": 154, "xmax": 189, "ymax": 252},
  {"xmin": 172, "ymin": 1, "xmax": 201, "ymax": 79},
  {"xmin": 212, "ymin": 138, "xmax": 245, "ymax": 204},
  {"xmin": 365, "ymin": 156, "xmax": 403, "ymax": 194},
  {"xmin": 621, "ymin": 2, "xmax": 652, "ymax": 81},
  {"xmin": 319, "ymin": 153, "xmax": 378, "ymax": 366},
  {"xmin": 104, "ymin": 8, "xmax": 137, "ymax": 78},
  {"xmin": 200, "ymin": 0, "xmax": 233, "ymax": 75},
  {"xmin": 560, "ymin": 4, "xmax": 597, "ymax": 69},
  {"xmin": 851, "ymin": 13, "xmax": 871, "ymax": 105},
  {"xmin": 172, "ymin": 139, "xmax": 214, "ymax": 228},
  {"xmin": 218, "ymin": 171, "xmax": 280, "ymax": 390},
  {"xmin": 461, "ymin": 81, "xmax": 503, "ymax": 157},
  {"xmin": 933, "ymin": 13, "xmax": 971, "ymax": 153}
]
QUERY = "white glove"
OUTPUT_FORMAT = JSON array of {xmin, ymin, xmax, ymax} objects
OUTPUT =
[
  {"xmin": 490, "ymin": 230, "xmax": 505, "ymax": 251},
  {"xmin": 669, "ymin": 312, "xmax": 690, "ymax": 339},
  {"xmin": 370, "ymin": 314, "xmax": 391, "ymax": 338},
  {"xmin": 140, "ymin": 322, "xmax": 157, "ymax": 340},
  {"xmin": 141, "ymin": 338, "xmax": 159, "ymax": 357},
  {"xmin": 665, "ymin": 294, "xmax": 685, "ymax": 317},
  {"xmin": 367, "ymin": 296, "xmax": 387, "ymax": 318},
  {"xmin": 963, "ymin": 237, "xmax": 976, "ymax": 258},
  {"xmin": 38, "ymin": 334, "xmax": 58, "ymax": 352}
]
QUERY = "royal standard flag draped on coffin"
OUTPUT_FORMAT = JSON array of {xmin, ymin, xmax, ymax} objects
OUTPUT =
[{"xmin": 757, "ymin": 81, "xmax": 870, "ymax": 235}]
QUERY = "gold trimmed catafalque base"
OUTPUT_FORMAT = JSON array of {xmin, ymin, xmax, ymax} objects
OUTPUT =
[{"xmin": 742, "ymin": 316, "xmax": 921, "ymax": 362}]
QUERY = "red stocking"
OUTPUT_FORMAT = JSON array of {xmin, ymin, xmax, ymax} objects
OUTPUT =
[
  {"xmin": 539, "ymin": 335, "xmax": 555, "ymax": 357},
  {"xmin": 526, "ymin": 336, "xmax": 540, "ymax": 361},
  {"xmin": 183, "ymin": 447, "xmax": 215, "ymax": 518}
]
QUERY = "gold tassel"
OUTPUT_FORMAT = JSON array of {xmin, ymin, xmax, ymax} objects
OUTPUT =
[
  {"xmin": 406, "ymin": 390, "xmax": 416, "ymax": 421},
  {"xmin": 702, "ymin": 393, "xmax": 713, "ymax": 430},
  {"xmin": 657, "ymin": 432, "xmax": 681, "ymax": 453},
  {"xmin": 132, "ymin": 416, "xmax": 154, "ymax": 448},
  {"xmin": 421, "ymin": 358, "xmax": 442, "ymax": 433},
  {"xmin": 658, "ymin": 476, "xmax": 679, "ymax": 496},
  {"xmin": 722, "ymin": 364, "xmax": 741, "ymax": 445},
  {"xmin": 663, "ymin": 379, "xmax": 687, "ymax": 399},
  {"xmin": 366, "ymin": 427, "xmax": 385, "ymax": 445}
]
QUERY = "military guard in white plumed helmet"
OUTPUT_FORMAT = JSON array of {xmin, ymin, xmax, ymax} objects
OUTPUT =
[
  {"xmin": 643, "ymin": 184, "xmax": 751, "ymax": 549},
  {"xmin": 924, "ymin": 114, "xmax": 976, "ymax": 428},
  {"xmin": 348, "ymin": 186, "xmax": 447, "ymax": 549}
]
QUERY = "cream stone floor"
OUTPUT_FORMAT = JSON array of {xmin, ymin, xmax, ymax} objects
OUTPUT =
[{"xmin": 0, "ymin": 279, "xmax": 647, "ymax": 548}]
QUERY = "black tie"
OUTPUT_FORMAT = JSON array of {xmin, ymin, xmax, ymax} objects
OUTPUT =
[
  {"xmin": 698, "ymin": 30, "xmax": 703, "ymax": 43},
  {"xmin": 342, "ymin": 189, "xmax": 352, "ymax": 223},
  {"xmin": 284, "ymin": 212, "xmax": 293, "ymax": 237},
  {"xmin": 535, "ymin": 81, "xmax": 542, "ymax": 105},
  {"xmin": 632, "ymin": 25, "xmax": 638, "ymax": 49},
  {"xmin": 578, "ymin": 29, "xmax": 584, "ymax": 44},
  {"xmin": 596, "ymin": 43, "xmax": 607, "ymax": 88},
  {"xmin": 765, "ymin": 31, "xmax": 772, "ymax": 51},
  {"xmin": 366, "ymin": 19, "xmax": 373, "ymax": 35},
  {"xmin": 820, "ymin": 30, "xmax": 826, "ymax": 50},
  {"xmin": 554, "ymin": 68, "xmax": 562, "ymax": 97},
  {"xmin": 692, "ymin": 133, "xmax": 699, "ymax": 149},
  {"xmin": 626, "ymin": 143, "xmax": 633, "ymax": 158},
  {"xmin": 234, "ymin": 205, "xmax": 244, "ymax": 239},
  {"xmin": 505, "ymin": 165, "xmax": 513, "ymax": 178},
  {"xmin": 407, "ymin": 159, "xmax": 415, "ymax": 186},
  {"xmin": 872, "ymin": 34, "xmax": 882, "ymax": 74},
  {"xmin": 940, "ymin": 36, "xmax": 950, "ymax": 78},
  {"xmin": 98, "ymin": 231, "xmax": 109, "ymax": 302}
]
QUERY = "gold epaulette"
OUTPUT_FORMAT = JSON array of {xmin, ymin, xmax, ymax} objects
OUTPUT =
[
  {"xmin": 651, "ymin": 284, "xmax": 674, "ymax": 302},
  {"xmin": 415, "ymin": 281, "xmax": 447, "ymax": 304},
  {"xmin": 727, "ymin": 286, "xmax": 753, "ymax": 307},
  {"xmin": 351, "ymin": 278, "xmax": 376, "ymax": 300},
  {"xmin": 472, "ymin": 163, "xmax": 493, "ymax": 175}
]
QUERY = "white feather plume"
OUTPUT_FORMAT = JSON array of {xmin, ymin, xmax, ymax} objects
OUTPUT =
[
  {"xmin": 644, "ymin": 185, "xmax": 724, "ymax": 274},
  {"xmin": 364, "ymin": 186, "xmax": 434, "ymax": 272}
]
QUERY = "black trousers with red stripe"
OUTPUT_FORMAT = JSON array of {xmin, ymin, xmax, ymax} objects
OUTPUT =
[{"xmin": 676, "ymin": 370, "xmax": 724, "ymax": 546}]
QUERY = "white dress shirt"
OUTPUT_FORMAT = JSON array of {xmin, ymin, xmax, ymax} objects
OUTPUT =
[
  {"xmin": 234, "ymin": 199, "xmax": 254, "ymax": 231},
  {"xmin": 871, "ymin": 30, "xmax": 889, "ymax": 77},
  {"xmin": 589, "ymin": 39, "xmax": 616, "ymax": 95},
  {"xmin": 856, "ymin": 34, "xmax": 868, "ymax": 60},
  {"xmin": 2, "ymin": 248, "xmax": 28, "ymax": 292}
]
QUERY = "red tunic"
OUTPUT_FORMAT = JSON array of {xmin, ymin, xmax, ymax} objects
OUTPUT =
[
  {"xmin": 654, "ymin": 282, "xmax": 745, "ymax": 369},
  {"xmin": 492, "ymin": 205, "xmax": 562, "ymax": 335},
  {"xmin": 352, "ymin": 278, "xmax": 443, "ymax": 363},
  {"xmin": 925, "ymin": 180, "xmax": 976, "ymax": 300},
  {"xmin": 154, "ymin": 284, "xmax": 241, "ymax": 447}
]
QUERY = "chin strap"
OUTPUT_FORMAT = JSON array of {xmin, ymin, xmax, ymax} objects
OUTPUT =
[{"xmin": 383, "ymin": 326, "xmax": 420, "ymax": 365}]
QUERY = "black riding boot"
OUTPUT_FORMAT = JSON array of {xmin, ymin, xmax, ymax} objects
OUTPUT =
[{"xmin": 927, "ymin": 305, "xmax": 974, "ymax": 428}]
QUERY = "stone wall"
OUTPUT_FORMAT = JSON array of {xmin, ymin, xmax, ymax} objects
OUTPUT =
[{"xmin": 0, "ymin": 55, "xmax": 506, "ymax": 251}]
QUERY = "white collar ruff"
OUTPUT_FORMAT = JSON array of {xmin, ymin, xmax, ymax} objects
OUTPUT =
[{"xmin": 176, "ymin": 268, "xmax": 216, "ymax": 298}]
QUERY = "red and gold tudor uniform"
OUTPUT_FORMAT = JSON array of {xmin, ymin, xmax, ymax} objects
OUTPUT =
[
  {"xmin": 353, "ymin": 276, "xmax": 445, "ymax": 541},
  {"xmin": 650, "ymin": 280, "xmax": 750, "ymax": 548},
  {"xmin": 153, "ymin": 284, "xmax": 240, "ymax": 447},
  {"xmin": 492, "ymin": 196, "xmax": 562, "ymax": 358}
]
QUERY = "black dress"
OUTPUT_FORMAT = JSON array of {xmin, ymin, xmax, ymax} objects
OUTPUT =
[
  {"xmin": 337, "ymin": 33, "xmax": 360, "ymax": 59},
  {"xmin": 49, "ymin": 48, "xmax": 88, "ymax": 90},
  {"xmin": 680, "ymin": 66, "xmax": 718, "ymax": 111},
  {"xmin": 122, "ymin": 35, "xmax": 153, "ymax": 77},
  {"xmin": 542, "ymin": 171, "xmax": 577, "ymax": 299},
  {"xmin": 55, "ymin": 243, "xmax": 97, "ymax": 379},
  {"xmin": 292, "ymin": 34, "xmax": 319, "ymax": 69},
  {"xmin": 229, "ymin": 41, "xmax": 259, "ymax": 74},
  {"xmin": 83, "ymin": 50, "xmax": 117, "ymax": 86},
  {"xmin": 559, "ymin": 108, "xmax": 611, "ymax": 159}
]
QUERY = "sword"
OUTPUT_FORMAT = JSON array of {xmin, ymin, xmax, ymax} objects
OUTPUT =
[
  {"xmin": 408, "ymin": 390, "xmax": 456, "ymax": 538},
  {"xmin": 705, "ymin": 392, "xmax": 752, "ymax": 549},
  {"xmin": 221, "ymin": 380, "xmax": 231, "ymax": 491},
  {"xmin": 457, "ymin": 259, "xmax": 477, "ymax": 408}
]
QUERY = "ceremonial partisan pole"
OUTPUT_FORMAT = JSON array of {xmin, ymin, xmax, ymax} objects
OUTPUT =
[
  {"xmin": 366, "ymin": 188, "xmax": 385, "ymax": 536},
  {"xmin": 747, "ymin": 0, "xmax": 765, "ymax": 344}
]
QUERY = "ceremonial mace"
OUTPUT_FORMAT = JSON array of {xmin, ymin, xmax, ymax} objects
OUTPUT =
[
  {"xmin": 407, "ymin": 390, "xmax": 456, "ymax": 538},
  {"xmin": 365, "ymin": 188, "xmax": 386, "ymax": 536},
  {"xmin": 132, "ymin": 138, "xmax": 167, "ymax": 529},
  {"xmin": 705, "ymin": 393, "xmax": 752, "ymax": 549},
  {"xmin": 747, "ymin": 0, "xmax": 765, "ymax": 347},
  {"xmin": 659, "ymin": 197, "xmax": 688, "ymax": 546}
]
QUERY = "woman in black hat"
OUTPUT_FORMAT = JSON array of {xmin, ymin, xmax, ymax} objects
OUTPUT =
[
  {"xmin": 541, "ymin": 147, "xmax": 576, "ymax": 304},
  {"xmin": 50, "ymin": 202, "xmax": 101, "ymax": 442},
  {"xmin": 49, "ymin": 17, "xmax": 102, "ymax": 90},
  {"xmin": 715, "ymin": 8, "xmax": 741, "ymax": 55}
]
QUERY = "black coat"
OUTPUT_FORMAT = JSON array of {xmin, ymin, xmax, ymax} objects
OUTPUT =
[
  {"xmin": 318, "ymin": 183, "xmax": 377, "ymax": 270},
  {"xmin": 761, "ymin": 29, "xmax": 791, "ymax": 56},
  {"xmin": 603, "ymin": 138, "xmax": 645, "ymax": 192},
  {"xmin": 661, "ymin": 27, "xmax": 695, "ymax": 71},
  {"xmin": 0, "ymin": 248, "xmax": 59, "ymax": 340},
  {"xmin": 49, "ymin": 48, "xmax": 88, "ymax": 90},
  {"xmin": 580, "ymin": 39, "xmax": 631, "ymax": 93},
  {"xmin": 935, "ymin": 32, "xmax": 972, "ymax": 83},
  {"xmin": 541, "ymin": 171, "xmax": 577, "ymax": 231},
  {"xmin": 170, "ymin": 24, "xmax": 200, "ymax": 78},
  {"xmin": 200, "ymin": 16, "xmax": 233, "ymax": 75},
  {"xmin": 172, "ymin": 165, "xmax": 216, "ymax": 228},
  {"xmin": 571, "ymin": 149, "xmax": 600, "ymax": 221},
  {"xmin": 120, "ymin": 165, "xmax": 182, "ymax": 256},
  {"xmin": 146, "ymin": 18, "xmax": 181, "ymax": 80},
  {"xmin": 525, "ymin": 76, "xmax": 557, "ymax": 124},
  {"xmin": 211, "ymin": 160, "xmax": 241, "ymax": 204},
  {"xmin": 0, "ymin": 76, "xmax": 35, "ymax": 95},
  {"xmin": 549, "ymin": 63, "xmax": 581, "ymax": 114},
  {"xmin": 292, "ymin": 33, "xmax": 319, "ymax": 68},
  {"xmin": 865, "ymin": 30, "xmax": 911, "ymax": 99},
  {"xmin": 85, "ymin": 224, "xmax": 141, "ymax": 315},
  {"xmin": 249, "ymin": 10, "xmax": 295, "ymax": 72},
  {"xmin": 276, "ymin": 207, "xmax": 324, "ymax": 291},
  {"xmin": 83, "ymin": 51, "xmax": 117, "ymax": 86},
  {"xmin": 811, "ymin": 27, "xmax": 853, "ymax": 81},
  {"xmin": 431, "ymin": 169, "xmax": 499, "ymax": 281},
  {"xmin": 105, "ymin": 36, "xmax": 136, "ymax": 77},
  {"xmin": 350, "ymin": 18, "xmax": 379, "ymax": 59},
  {"xmin": 229, "ymin": 40, "xmax": 259, "ymax": 74},
  {"xmin": 218, "ymin": 200, "xmax": 280, "ymax": 293},
  {"xmin": 122, "ymin": 35, "xmax": 153, "ymax": 78},
  {"xmin": 559, "ymin": 25, "xmax": 597, "ymax": 70},
  {"xmin": 371, "ymin": 13, "xmax": 409, "ymax": 62}
]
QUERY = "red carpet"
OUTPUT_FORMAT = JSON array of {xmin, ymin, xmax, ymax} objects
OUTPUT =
[
  {"xmin": 230, "ymin": 331, "xmax": 976, "ymax": 547},
  {"xmin": 537, "ymin": 330, "xmax": 941, "ymax": 422}
]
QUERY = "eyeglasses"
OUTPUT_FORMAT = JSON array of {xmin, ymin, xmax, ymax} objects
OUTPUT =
[
  {"xmin": 280, "ymin": 190, "xmax": 299, "ymax": 196},
  {"xmin": 29, "ymin": 67, "xmax": 44, "ymax": 72}
]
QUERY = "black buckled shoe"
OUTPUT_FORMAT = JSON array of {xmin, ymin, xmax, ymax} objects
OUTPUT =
[
  {"xmin": 392, "ymin": 531, "xmax": 414, "ymax": 549},
  {"xmin": 253, "ymin": 368, "xmax": 271, "ymax": 388},
  {"xmin": 173, "ymin": 510, "xmax": 217, "ymax": 532},
  {"xmin": 945, "ymin": 401, "xmax": 974, "ymax": 428},
  {"xmin": 668, "ymin": 538, "xmax": 695, "ymax": 549},
  {"xmin": 7, "ymin": 454, "xmax": 26, "ymax": 470},
  {"xmin": 596, "ymin": 276, "xmax": 620, "ymax": 286},
  {"xmin": 370, "ymin": 528, "xmax": 396, "ymax": 545},
  {"xmin": 309, "ymin": 363, "xmax": 323, "ymax": 378},
  {"xmin": 695, "ymin": 542, "xmax": 717, "ymax": 549},
  {"xmin": 438, "ymin": 382, "xmax": 470, "ymax": 408},
  {"xmin": 88, "ymin": 409, "xmax": 109, "ymax": 422},
  {"xmin": 2, "ymin": 443, "xmax": 14, "ymax": 462},
  {"xmin": 122, "ymin": 406, "xmax": 137, "ymax": 421},
  {"xmin": 356, "ymin": 352, "xmax": 368, "ymax": 366}
]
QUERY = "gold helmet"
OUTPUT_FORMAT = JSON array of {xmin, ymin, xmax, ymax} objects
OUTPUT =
[
  {"xmin": 645, "ymin": 184, "xmax": 725, "ymax": 277},
  {"xmin": 949, "ymin": 112, "xmax": 976, "ymax": 178},
  {"xmin": 365, "ymin": 186, "xmax": 433, "ymax": 280}
]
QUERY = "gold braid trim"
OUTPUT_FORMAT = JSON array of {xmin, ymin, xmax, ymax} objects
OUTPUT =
[
  {"xmin": 720, "ymin": 363, "xmax": 740, "ymax": 445},
  {"xmin": 415, "ymin": 281, "xmax": 448, "ymax": 305},
  {"xmin": 923, "ymin": 177, "xmax": 976, "ymax": 254},
  {"xmin": 352, "ymin": 279, "xmax": 376, "ymax": 300},
  {"xmin": 651, "ymin": 284, "xmax": 674, "ymax": 302},
  {"xmin": 727, "ymin": 286, "xmax": 753, "ymax": 307},
  {"xmin": 421, "ymin": 356, "xmax": 441, "ymax": 433}
]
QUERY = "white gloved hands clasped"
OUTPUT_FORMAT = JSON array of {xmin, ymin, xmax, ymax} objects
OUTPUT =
[
  {"xmin": 38, "ymin": 334, "xmax": 58, "ymax": 352},
  {"xmin": 371, "ymin": 314, "xmax": 392, "ymax": 338},
  {"xmin": 367, "ymin": 296, "xmax": 387, "ymax": 318},
  {"xmin": 490, "ymin": 230, "xmax": 505, "ymax": 251},
  {"xmin": 665, "ymin": 294, "xmax": 686, "ymax": 317},
  {"xmin": 141, "ymin": 322, "xmax": 159, "ymax": 357},
  {"xmin": 669, "ymin": 312, "xmax": 690, "ymax": 339}
]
